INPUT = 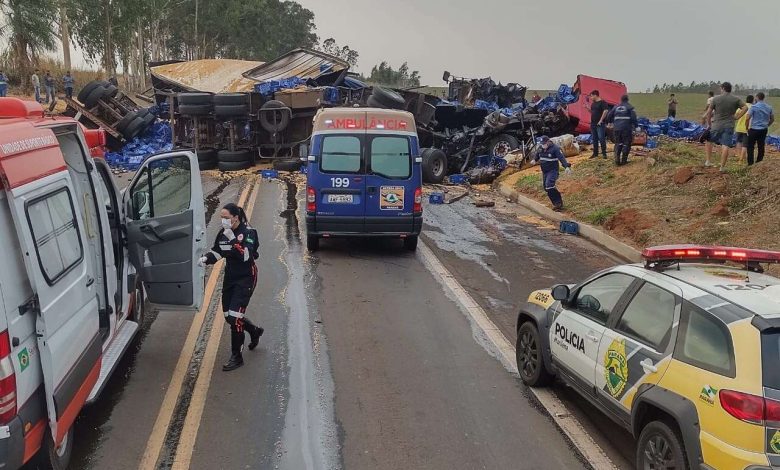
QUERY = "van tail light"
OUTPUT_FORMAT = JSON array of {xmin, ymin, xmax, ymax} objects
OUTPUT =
[
  {"xmin": 306, "ymin": 187, "xmax": 316, "ymax": 212},
  {"xmin": 720, "ymin": 390, "xmax": 766, "ymax": 425},
  {"xmin": 0, "ymin": 330, "xmax": 17, "ymax": 425},
  {"xmin": 413, "ymin": 187, "xmax": 422, "ymax": 213}
]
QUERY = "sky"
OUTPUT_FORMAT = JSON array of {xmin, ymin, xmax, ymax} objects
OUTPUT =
[{"xmin": 295, "ymin": 0, "xmax": 780, "ymax": 91}]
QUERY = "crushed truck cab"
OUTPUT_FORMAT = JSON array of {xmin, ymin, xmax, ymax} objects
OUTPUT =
[{"xmin": 0, "ymin": 98, "xmax": 206, "ymax": 469}]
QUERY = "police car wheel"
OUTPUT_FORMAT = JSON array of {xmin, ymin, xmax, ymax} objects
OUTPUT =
[
  {"xmin": 636, "ymin": 420, "xmax": 688, "ymax": 470},
  {"xmin": 306, "ymin": 235, "xmax": 319, "ymax": 252},
  {"xmin": 40, "ymin": 426, "xmax": 73, "ymax": 470},
  {"xmin": 516, "ymin": 322, "xmax": 553, "ymax": 386}
]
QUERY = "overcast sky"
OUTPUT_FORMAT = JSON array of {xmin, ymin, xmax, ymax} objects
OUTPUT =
[{"xmin": 297, "ymin": 0, "xmax": 779, "ymax": 91}]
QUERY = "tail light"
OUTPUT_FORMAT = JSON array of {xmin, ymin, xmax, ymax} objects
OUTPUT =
[
  {"xmin": 413, "ymin": 187, "xmax": 422, "ymax": 213},
  {"xmin": 720, "ymin": 390, "xmax": 774, "ymax": 425},
  {"xmin": 0, "ymin": 330, "xmax": 17, "ymax": 425},
  {"xmin": 306, "ymin": 187, "xmax": 316, "ymax": 212}
]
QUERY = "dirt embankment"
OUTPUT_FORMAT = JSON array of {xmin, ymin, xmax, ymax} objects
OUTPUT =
[{"xmin": 505, "ymin": 140, "xmax": 780, "ymax": 261}]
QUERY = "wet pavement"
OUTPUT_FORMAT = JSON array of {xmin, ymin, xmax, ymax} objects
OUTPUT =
[{"xmin": 32, "ymin": 176, "xmax": 639, "ymax": 470}]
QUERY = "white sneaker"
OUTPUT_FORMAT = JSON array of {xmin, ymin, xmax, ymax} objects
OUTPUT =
[
  {"xmin": 719, "ymin": 166, "xmax": 726, "ymax": 173},
  {"xmin": 704, "ymin": 161, "xmax": 713, "ymax": 167}
]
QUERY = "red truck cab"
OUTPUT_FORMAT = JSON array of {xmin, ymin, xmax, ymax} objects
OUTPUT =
[{"xmin": 566, "ymin": 75, "xmax": 628, "ymax": 134}]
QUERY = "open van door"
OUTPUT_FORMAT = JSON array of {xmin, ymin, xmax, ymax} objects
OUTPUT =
[{"xmin": 123, "ymin": 151, "xmax": 206, "ymax": 310}]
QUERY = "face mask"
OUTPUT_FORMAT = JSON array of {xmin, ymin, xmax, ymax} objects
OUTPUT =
[{"xmin": 221, "ymin": 218, "xmax": 232, "ymax": 229}]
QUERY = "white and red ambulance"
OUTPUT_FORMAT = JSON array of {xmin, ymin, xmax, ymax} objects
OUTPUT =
[{"xmin": 0, "ymin": 98, "xmax": 206, "ymax": 469}]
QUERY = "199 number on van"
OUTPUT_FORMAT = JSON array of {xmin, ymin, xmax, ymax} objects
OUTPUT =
[{"xmin": 330, "ymin": 177, "xmax": 350, "ymax": 188}]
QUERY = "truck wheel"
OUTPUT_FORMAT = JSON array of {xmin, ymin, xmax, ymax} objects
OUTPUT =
[
  {"xmin": 488, "ymin": 133, "xmax": 520, "ymax": 158},
  {"xmin": 122, "ymin": 117, "xmax": 146, "ymax": 140},
  {"xmin": 77, "ymin": 80, "xmax": 108, "ymax": 103},
  {"xmin": 259, "ymin": 100, "xmax": 290, "ymax": 133},
  {"xmin": 103, "ymin": 84, "xmax": 118, "ymax": 98},
  {"xmin": 273, "ymin": 159, "xmax": 301, "ymax": 172},
  {"xmin": 84, "ymin": 85, "xmax": 109, "ymax": 108},
  {"xmin": 403, "ymin": 236, "xmax": 418, "ymax": 251},
  {"xmin": 371, "ymin": 86, "xmax": 406, "ymax": 110},
  {"xmin": 516, "ymin": 322, "xmax": 553, "ymax": 386},
  {"xmin": 421, "ymin": 148, "xmax": 447, "ymax": 184},
  {"xmin": 218, "ymin": 160, "xmax": 252, "ymax": 172},
  {"xmin": 179, "ymin": 104, "xmax": 213, "ymax": 116},
  {"xmin": 40, "ymin": 426, "xmax": 73, "ymax": 470},
  {"xmin": 178, "ymin": 92, "xmax": 213, "ymax": 106},
  {"xmin": 217, "ymin": 150, "xmax": 251, "ymax": 163},
  {"xmin": 636, "ymin": 421, "xmax": 688, "ymax": 470},
  {"xmin": 115, "ymin": 111, "xmax": 139, "ymax": 134},
  {"xmin": 306, "ymin": 235, "xmax": 319, "ymax": 252},
  {"xmin": 197, "ymin": 148, "xmax": 218, "ymax": 170},
  {"xmin": 213, "ymin": 93, "xmax": 249, "ymax": 106},
  {"xmin": 215, "ymin": 104, "xmax": 250, "ymax": 119}
]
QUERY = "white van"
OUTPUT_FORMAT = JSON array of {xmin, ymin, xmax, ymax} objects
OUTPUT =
[{"xmin": 0, "ymin": 98, "xmax": 205, "ymax": 469}]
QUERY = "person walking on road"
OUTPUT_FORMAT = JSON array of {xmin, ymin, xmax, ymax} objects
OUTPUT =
[
  {"xmin": 607, "ymin": 94, "xmax": 638, "ymax": 165},
  {"xmin": 200, "ymin": 203, "xmax": 264, "ymax": 371},
  {"xmin": 734, "ymin": 95, "xmax": 753, "ymax": 162},
  {"xmin": 668, "ymin": 93, "xmax": 678, "ymax": 119},
  {"xmin": 588, "ymin": 90, "xmax": 609, "ymax": 158},
  {"xmin": 533, "ymin": 136, "xmax": 572, "ymax": 212},
  {"xmin": 44, "ymin": 71, "xmax": 55, "ymax": 104},
  {"xmin": 745, "ymin": 92, "xmax": 775, "ymax": 165},
  {"xmin": 31, "ymin": 70, "xmax": 41, "ymax": 103},
  {"xmin": 703, "ymin": 82, "xmax": 747, "ymax": 171},
  {"xmin": 0, "ymin": 71, "xmax": 7, "ymax": 97},
  {"xmin": 63, "ymin": 71, "xmax": 75, "ymax": 99}
]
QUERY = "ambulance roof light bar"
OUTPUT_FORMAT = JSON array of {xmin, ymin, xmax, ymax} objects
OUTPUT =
[{"xmin": 642, "ymin": 245, "xmax": 780, "ymax": 270}]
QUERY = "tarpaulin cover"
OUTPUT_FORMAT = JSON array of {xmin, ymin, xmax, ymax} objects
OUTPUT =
[{"xmin": 105, "ymin": 121, "xmax": 173, "ymax": 170}]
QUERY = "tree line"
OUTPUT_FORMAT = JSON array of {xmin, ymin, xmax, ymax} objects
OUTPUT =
[{"xmin": 651, "ymin": 81, "xmax": 780, "ymax": 97}]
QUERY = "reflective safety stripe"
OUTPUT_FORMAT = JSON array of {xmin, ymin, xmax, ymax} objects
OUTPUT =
[
  {"xmin": 242, "ymin": 248, "xmax": 249, "ymax": 262},
  {"xmin": 615, "ymin": 116, "xmax": 631, "ymax": 120},
  {"xmin": 219, "ymin": 244, "xmax": 232, "ymax": 251},
  {"xmin": 539, "ymin": 157, "xmax": 560, "ymax": 162},
  {"xmin": 227, "ymin": 310, "xmax": 244, "ymax": 319},
  {"xmin": 209, "ymin": 250, "xmax": 222, "ymax": 261},
  {"xmin": 545, "ymin": 185, "xmax": 557, "ymax": 190}
]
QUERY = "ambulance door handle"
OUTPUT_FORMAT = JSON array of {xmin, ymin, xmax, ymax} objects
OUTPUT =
[{"xmin": 86, "ymin": 277, "xmax": 95, "ymax": 288}]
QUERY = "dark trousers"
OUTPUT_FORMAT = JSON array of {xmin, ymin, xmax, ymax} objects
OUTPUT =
[
  {"xmin": 222, "ymin": 271, "xmax": 261, "ymax": 355},
  {"xmin": 543, "ymin": 170, "xmax": 562, "ymax": 208},
  {"xmin": 668, "ymin": 109, "xmax": 677, "ymax": 119},
  {"xmin": 65, "ymin": 87, "xmax": 73, "ymax": 99},
  {"xmin": 614, "ymin": 128, "xmax": 633, "ymax": 164},
  {"xmin": 746, "ymin": 128, "xmax": 768, "ymax": 165},
  {"xmin": 591, "ymin": 123, "xmax": 607, "ymax": 155}
]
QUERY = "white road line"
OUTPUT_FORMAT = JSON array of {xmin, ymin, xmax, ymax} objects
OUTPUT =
[{"xmin": 417, "ymin": 241, "xmax": 618, "ymax": 470}]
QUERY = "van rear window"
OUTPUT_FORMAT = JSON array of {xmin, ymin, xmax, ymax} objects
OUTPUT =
[
  {"xmin": 321, "ymin": 136, "xmax": 361, "ymax": 173},
  {"xmin": 370, "ymin": 136, "xmax": 411, "ymax": 179},
  {"xmin": 762, "ymin": 331, "xmax": 780, "ymax": 390}
]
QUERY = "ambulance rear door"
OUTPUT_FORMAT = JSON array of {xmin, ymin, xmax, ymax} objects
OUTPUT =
[{"xmin": 122, "ymin": 150, "xmax": 206, "ymax": 310}]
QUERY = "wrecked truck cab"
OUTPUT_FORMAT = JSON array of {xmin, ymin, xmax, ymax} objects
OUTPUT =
[{"xmin": 565, "ymin": 74, "xmax": 628, "ymax": 134}]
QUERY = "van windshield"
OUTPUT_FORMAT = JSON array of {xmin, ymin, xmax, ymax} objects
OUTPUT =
[
  {"xmin": 321, "ymin": 135, "xmax": 361, "ymax": 173},
  {"xmin": 370, "ymin": 136, "xmax": 411, "ymax": 179}
]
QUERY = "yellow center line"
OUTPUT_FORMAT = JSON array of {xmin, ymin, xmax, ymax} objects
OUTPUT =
[
  {"xmin": 171, "ymin": 176, "xmax": 262, "ymax": 470},
  {"xmin": 139, "ymin": 176, "xmax": 257, "ymax": 470}
]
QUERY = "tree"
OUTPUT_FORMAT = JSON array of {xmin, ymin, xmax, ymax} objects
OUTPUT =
[
  {"xmin": 365, "ymin": 61, "xmax": 420, "ymax": 88},
  {"xmin": 0, "ymin": 0, "xmax": 58, "ymax": 87},
  {"xmin": 318, "ymin": 37, "xmax": 359, "ymax": 67}
]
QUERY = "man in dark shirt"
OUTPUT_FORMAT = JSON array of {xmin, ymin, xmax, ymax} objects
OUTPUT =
[{"xmin": 588, "ymin": 90, "xmax": 609, "ymax": 158}]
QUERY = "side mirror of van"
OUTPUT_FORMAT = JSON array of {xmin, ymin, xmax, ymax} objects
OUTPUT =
[{"xmin": 298, "ymin": 143, "xmax": 309, "ymax": 161}]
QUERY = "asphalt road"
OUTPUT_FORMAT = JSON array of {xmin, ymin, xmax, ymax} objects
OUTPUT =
[{"xmin": 26, "ymin": 174, "xmax": 638, "ymax": 470}]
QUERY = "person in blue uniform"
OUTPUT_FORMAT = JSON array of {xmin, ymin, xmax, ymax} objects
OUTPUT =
[
  {"xmin": 533, "ymin": 136, "xmax": 572, "ymax": 211},
  {"xmin": 607, "ymin": 95, "xmax": 638, "ymax": 165}
]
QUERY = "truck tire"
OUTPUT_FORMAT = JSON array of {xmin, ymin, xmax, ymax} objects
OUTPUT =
[
  {"xmin": 366, "ymin": 95, "xmax": 386, "ymax": 109},
  {"xmin": 178, "ymin": 92, "xmax": 213, "ymax": 106},
  {"xmin": 259, "ymin": 100, "xmax": 290, "ymax": 133},
  {"xmin": 141, "ymin": 112, "xmax": 156, "ymax": 130},
  {"xmin": 403, "ymin": 236, "xmax": 418, "ymax": 251},
  {"xmin": 198, "ymin": 148, "xmax": 218, "ymax": 170},
  {"xmin": 273, "ymin": 159, "xmax": 301, "ymax": 172},
  {"xmin": 40, "ymin": 426, "xmax": 73, "ymax": 470},
  {"xmin": 77, "ymin": 80, "xmax": 108, "ymax": 103},
  {"xmin": 122, "ymin": 117, "xmax": 147, "ymax": 140},
  {"xmin": 84, "ymin": 85, "xmax": 109, "ymax": 108},
  {"xmin": 213, "ymin": 93, "xmax": 249, "ymax": 106},
  {"xmin": 103, "ymin": 84, "xmax": 118, "ymax": 98},
  {"xmin": 217, "ymin": 150, "xmax": 251, "ymax": 163},
  {"xmin": 371, "ymin": 87, "xmax": 406, "ymax": 110},
  {"xmin": 488, "ymin": 133, "xmax": 520, "ymax": 158},
  {"xmin": 179, "ymin": 104, "xmax": 213, "ymax": 116},
  {"xmin": 214, "ymin": 104, "xmax": 250, "ymax": 118},
  {"xmin": 636, "ymin": 421, "xmax": 688, "ymax": 470},
  {"xmin": 218, "ymin": 160, "xmax": 252, "ymax": 172},
  {"xmin": 115, "ymin": 111, "xmax": 139, "ymax": 134},
  {"xmin": 516, "ymin": 321, "xmax": 554, "ymax": 386},
  {"xmin": 306, "ymin": 234, "xmax": 320, "ymax": 252},
  {"xmin": 421, "ymin": 148, "xmax": 447, "ymax": 184}
]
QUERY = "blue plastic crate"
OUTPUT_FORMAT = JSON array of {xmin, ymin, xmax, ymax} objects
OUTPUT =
[
  {"xmin": 429, "ymin": 192, "xmax": 445, "ymax": 204},
  {"xmin": 299, "ymin": 165, "xmax": 308, "ymax": 174},
  {"xmin": 260, "ymin": 169, "xmax": 278, "ymax": 179},
  {"xmin": 449, "ymin": 174, "xmax": 467, "ymax": 184},
  {"xmin": 559, "ymin": 220, "xmax": 579, "ymax": 235}
]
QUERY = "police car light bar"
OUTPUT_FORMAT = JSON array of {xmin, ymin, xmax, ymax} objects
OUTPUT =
[{"xmin": 642, "ymin": 245, "xmax": 780, "ymax": 265}]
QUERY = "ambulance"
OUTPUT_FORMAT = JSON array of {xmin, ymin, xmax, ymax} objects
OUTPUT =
[{"xmin": 0, "ymin": 98, "xmax": 205, "ymax": 469}]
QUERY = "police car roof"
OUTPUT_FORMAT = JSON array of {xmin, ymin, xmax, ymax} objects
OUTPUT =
[{"xmin": 642, "ymin": 263, "xmax": 780, "ymax": 318}]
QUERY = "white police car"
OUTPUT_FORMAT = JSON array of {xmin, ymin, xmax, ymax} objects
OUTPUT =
[{"xmin": 516, "ymin": 245, "xmax": 780, "ymax": 470}]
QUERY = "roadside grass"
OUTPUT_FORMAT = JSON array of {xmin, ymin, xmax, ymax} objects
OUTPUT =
[{"xmin": 584, "ymin": 207, "xmax": 617, "ymax": 226}]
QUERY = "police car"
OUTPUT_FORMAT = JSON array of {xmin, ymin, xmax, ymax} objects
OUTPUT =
[{"xmin": 516, "ymin": 245, "xmax": 780, "ymax": 470}]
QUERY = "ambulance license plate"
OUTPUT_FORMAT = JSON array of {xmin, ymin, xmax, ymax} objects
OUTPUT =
[{"xmin": 327, "ymin": 194, "xmax": 353, "ymax": 203}]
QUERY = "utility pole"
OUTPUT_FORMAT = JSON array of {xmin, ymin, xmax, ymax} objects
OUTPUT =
[
  {"xmin": 194, "ymin": 0, "xmax": 198, "ymax": 60},
  {"xmin": 60, "ymin": 1, "xmax": 71, "ymax": 71}
]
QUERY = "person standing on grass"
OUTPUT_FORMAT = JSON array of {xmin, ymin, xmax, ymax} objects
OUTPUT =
[
  {"xmin": 31, "ymin": 70, "xmax": 41, "ymax": 103},
  {"xmin": 703, "ymin": 82, "xmax": 747, "ymax": 171},
  {"xmin": 63, "ymin": 71, "xmax": 74, "ymax": 99},
  {"xmin": 734, "ymin": 95, "xmax": 753, "ymax": 162},
  {"xmin": 607, "ymin": 95, "xmax": 638, "ymax": 166},
  {"xmin": 668, "ymin": 93, "xmax": 678, "ymax": 119},
  {"xmin": 706, "ymin": 90, "xmax": 715, "ymax": 110},
  {"xmin": 0, "ymin": 71, "xmax": 7, "ymax": 97},
  {"xmin": 588, "ymin": 90, "xmax": 609, "ymax": 158},
  {"xmin": 745, "ymin": 92, "xmax": 775, "ymax": 165},
  {"xmin": 44, "ymin": 71, "xmax": 55, "ymax": 104},
  {"xmin": 533, "ymin": 136, "xmax": 572, "ymax": 212}
]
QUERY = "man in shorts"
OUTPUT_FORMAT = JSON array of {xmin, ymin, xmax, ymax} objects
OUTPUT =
[{"xmin": 703, "ymin": 82, "xmax": 747, "ymax": 171}]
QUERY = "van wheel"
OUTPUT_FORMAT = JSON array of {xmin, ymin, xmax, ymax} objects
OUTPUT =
[
  {"xmin": 306, "ymin": 235, "xmax": 319, "ymax": 252},
  {"xmin": 131, "ymin": 283, "xmax": 145, "ymax": 325},
  {"xmin": 403, "ymin": 236, "xmax": 418, "ymax": 251},
  {"xmin": 516, "ymin": 322, "xmax": 553, "ymax": 386},
  {"xmin": 40, "ymin": 426, "xmax": 73, "ymax": 470},
  {"xmin": 636, "ymin": 420, "xmax": 688, "ymax": 470}
]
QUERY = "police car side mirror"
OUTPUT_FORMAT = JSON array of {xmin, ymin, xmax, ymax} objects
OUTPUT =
[{"xmin": 551, "ymin": 284, "xmax": 570, "ymax": 302}]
